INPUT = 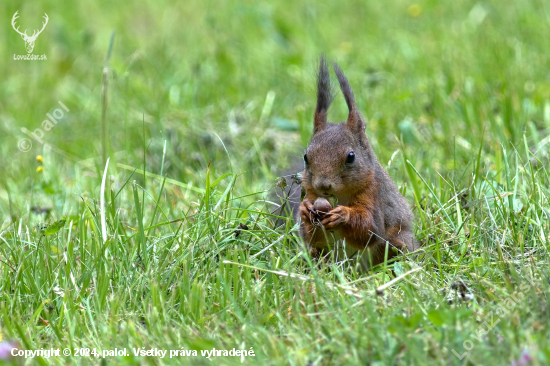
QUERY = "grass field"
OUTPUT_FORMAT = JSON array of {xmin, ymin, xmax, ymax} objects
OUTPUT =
[{"xmin": 1, "ymin": 0, "xmax": 550, "ymax": 364}]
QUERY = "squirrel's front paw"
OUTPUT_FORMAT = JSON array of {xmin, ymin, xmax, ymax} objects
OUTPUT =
[
  {"xmin": 298, "ymin": 199, "xmax": 316, "ymax": 223},
  {"xmin": 321, "ymin": 206, "xmax": 350, "ymax": 230}
]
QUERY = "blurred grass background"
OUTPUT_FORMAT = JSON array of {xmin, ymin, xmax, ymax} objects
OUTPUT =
[
  {"xmin": 2, "ymin": 0, "xmax": 549, "ymax": 191},
  {"xmin": 1, "ymin": 0, "xmax": 550, "ymax": 365}
]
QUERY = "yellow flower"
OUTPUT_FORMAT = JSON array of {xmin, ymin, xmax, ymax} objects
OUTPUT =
[
  {"xmin": 339, "ymin": 42, "xmax": 353, "ymax": 55},
  {"xmin": 36, "ymin": 166, "xmax": 44, "ymax": 173},
  {"xmin": 408, "ymin": 4, "xmax": 422, "ymax": 18},
  {"xmin": 36, "ymin": 155, "xmax": 44, "ymax": 164}
]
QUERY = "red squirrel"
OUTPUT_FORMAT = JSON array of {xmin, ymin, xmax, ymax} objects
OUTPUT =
[{"xmin": 298, "ymin": 56, "xmax": 417, "ymax": 267}]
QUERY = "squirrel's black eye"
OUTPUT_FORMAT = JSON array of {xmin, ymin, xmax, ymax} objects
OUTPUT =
[
  {"xmin": 304, "ymin": 154, "xmax": 309, "ymax": 165},
  {"xmin": 346, "ymin": 152, "xmax": 355, "ymax": 164}
]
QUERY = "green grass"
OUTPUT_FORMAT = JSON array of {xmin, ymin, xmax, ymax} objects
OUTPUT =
[{"xmin": 1, "ymin": 0, "xmax": 550, "ymax": 364}]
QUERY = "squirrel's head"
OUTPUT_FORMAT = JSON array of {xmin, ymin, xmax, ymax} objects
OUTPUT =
[{"xmin": 303, "ymin": 56, "xmax": 376, "ymax": 199}]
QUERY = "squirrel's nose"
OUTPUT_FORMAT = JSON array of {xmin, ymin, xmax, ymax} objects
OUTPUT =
[{"xmin": 315, "ymin": 179, "xmax": 332, "ymax": 195}]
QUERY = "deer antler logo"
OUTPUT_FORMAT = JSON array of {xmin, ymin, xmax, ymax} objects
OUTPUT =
[{"xmin": 11, "ymin": 11, "xmax": 49, "ymax": 54}]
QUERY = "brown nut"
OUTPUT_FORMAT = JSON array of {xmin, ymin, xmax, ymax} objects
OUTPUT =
[{"xmin": 313, "ymin": 197, "xmax": 332, "ymax": 213}]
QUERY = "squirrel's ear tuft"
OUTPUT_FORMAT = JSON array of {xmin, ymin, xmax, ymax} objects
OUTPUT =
[
  {"xmin": 314, "ymin": 55, "xmax": 334, "ymax": 134},
  {"xmin": 333, "ymin": 63, "xmax": 366, "ymax": 134}
]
